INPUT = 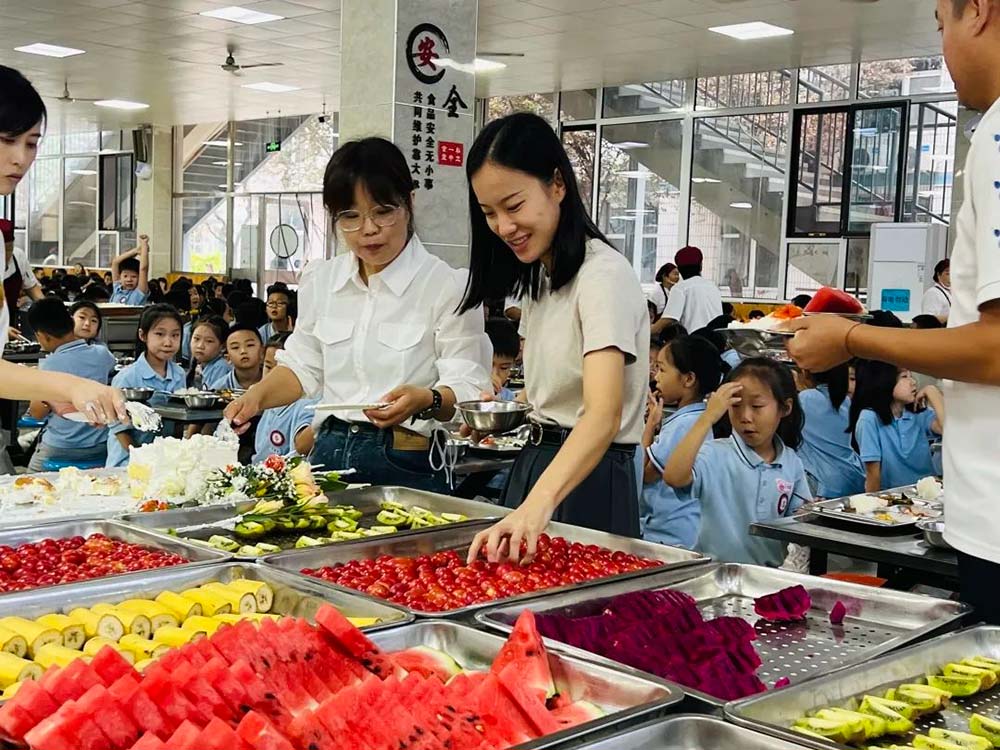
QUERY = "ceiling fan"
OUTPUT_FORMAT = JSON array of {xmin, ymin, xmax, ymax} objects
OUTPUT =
[
  {"xmin": 171, "ymin": 46, "xmax": 284, "ymax": 76},
  {"xmin": 51, "ymin": 81, "xmax": 100, "ymax": 104}
]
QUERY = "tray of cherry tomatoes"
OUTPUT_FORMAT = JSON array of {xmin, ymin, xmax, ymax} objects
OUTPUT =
[{"xmin": 261, "ymin": 520, "xmax": 709, "ymax": 617}]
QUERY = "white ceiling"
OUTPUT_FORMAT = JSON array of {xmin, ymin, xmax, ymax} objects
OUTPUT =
[{"xmin": 0, "ymin": 0, "xmax": 943, "ymax": 130}]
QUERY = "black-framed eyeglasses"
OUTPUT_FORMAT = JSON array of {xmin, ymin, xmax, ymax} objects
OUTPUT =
[{"xmin": 335, "ymin": 205, "xmax": 401, "ymax": 233}]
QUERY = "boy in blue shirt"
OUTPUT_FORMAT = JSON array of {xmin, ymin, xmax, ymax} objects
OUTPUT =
[
  {"xmin": 258, "ymin": 285, "xmax": 295, "ymax": 345},
  {"xmin": 110, "ymin": 234, "xmax": 150, "ymax": 306},
  {"xmin": 254, "ymin": 333, "xmax": 316, "ymax": 462},
  {"xmin": 485, "ymin": 318, "xmax": 519, "ymax": 401},
  {"xmin": 208, "ymin": 324, "xmax": 264, "ymax": 392},
  {"xmin": 26, "ymin": 298, "xmax": 116, "ymax": 471}
]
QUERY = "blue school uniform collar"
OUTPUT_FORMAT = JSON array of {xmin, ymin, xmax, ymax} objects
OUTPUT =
[
  {"xmin": 331, "ymin": 235, "xmax": 426, "ymax": 297},
  {"xmin": 135, "ymin": 353, "xmax": 176, "ymax": 383},
  {"xmin": 730, "ymin": 431, "xmax": 789, "ymax": 469},
  {"xmin": 52, "ymin": 339, "xmax": 89, "ymax": 356}
]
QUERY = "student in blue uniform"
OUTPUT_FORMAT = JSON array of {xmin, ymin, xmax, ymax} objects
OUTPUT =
[
  {"xmin": 187, "ymin": 315, "xmax": 231, "ymax": 390},
  {"xmin": 69, "ymin": 300, "xmax": 103, "ymax": 344},
  {"xmin": 849, "ymin": 360, "xmax": 945, "ymax": 492},
  {"xmin": 110, "ymin": 235, "xmax": 150, "ymax": 306},
  {"xmin": 664, "ymin": 358, "xmax": 812, "ymax": 566},
  {"xmin": 485, "ymin": 318, "xmax": 519, "ymax": 401},
  {"xmin": 208, "ymin": 324, "xmax": 264, "ymax": 392},
  {"xmin": 641, "ymin": 335, "xmax": 722, "ymax": 548},
  {"xmin": 254, "ymin": 334, "xmax": 316, "ymax": 462},
  {"xmin": 797, "ymin": 363, "xmax": 865, "ymax": 498},
  {"xmin": 107, "ymin": 305, "xmax": 186, "ymax": 467},
  {"xmin": 258, "ymin": 285, "xmax": 295, "ymax": 344},
  {"xmin": 26, "ymin": 298, "xmax": 116, "ymax": 471}
]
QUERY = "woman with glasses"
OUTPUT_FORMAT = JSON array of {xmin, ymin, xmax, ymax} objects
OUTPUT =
[
  {"xmin": 225, "ymin": 137, "xmax": 491, "ymax": 490},
  {"xmin": 0, "ymin": 65, "xmax": 126, "ymax": 432},
  {"xmin": 259, "ymin": 285, "xmax": 295, "ymax": 343}
]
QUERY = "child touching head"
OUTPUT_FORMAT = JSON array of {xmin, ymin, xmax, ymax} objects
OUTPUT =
[
  {"xmin": 69, "ymin": 300, "xmax": 102, "ymax": 343},
  {"xmin": 485, "ymin": 318, "xmax": 519, "ymax": 400},
  {"xmin": 641, "ymin": 335, "xmax": 722, "ymax": 548},
  {"xmin": 188, "ymin": 315, "xmax": 231, "ymax": 389},
  {"xmin": 849, "ymin": 360, "xmax": 944, "ymax": 492},
  {"xmin": 664, "ymin": 358, "xmax": 812, "ymax": 566}
]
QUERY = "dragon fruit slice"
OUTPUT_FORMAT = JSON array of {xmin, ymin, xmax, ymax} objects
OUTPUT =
[
  {"xmin": 829, "ymin": 601, "xmax": 847, "ymax": 625},
  {"xmin": 753, "ymin": 585, "xmax": 812, "ymax": 622}
]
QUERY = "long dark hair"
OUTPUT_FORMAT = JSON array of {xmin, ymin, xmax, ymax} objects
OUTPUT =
[
  {"xmin": 719, "ymin": 358, "xmax": 805, "ymax": 449},
  {"xmin": 812, "ymin": 363, "xmax": 851, "ymax": 411},
  {"xmin": 0, "ymin": 66, "xmax": 46, "ymax": 137},
  {"xmin": 848, "ymin": 360, "xmax": 901, "ymax": 439},
  {"xmin": 69, "ymin": 300, "xmax": 103, "ymax": 336},
  {"xmin": 323, "ymin": 137, "xmax": 415, "ymax": 236},
  {"xmin": 668, "ymin": 335, "xmax": 722, "ymax": 400},
  {"xmin": 459, "ymin": 112, "xmax": 609, "ymax": 313}
]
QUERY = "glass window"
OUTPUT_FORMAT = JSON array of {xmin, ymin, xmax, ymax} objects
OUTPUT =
[
  {"xmin": 689, "ymin": 114, "xmax": 789, "ymax": 299},
  {"xmin": 562, "ymin": 128, "xmax": 596, "ymax": 211},
  {"xmin": 602, "ymin": 81, "xmax": 688, "ymax": 118},
  {"xmin": 63, "ymin": 157, "xmax": 99, "ymax": 266},
  {"xmin": 261, "ymin": 194, "xmax": 330, "ymax": 287},
  {"xmin": 848, "ymin": 105, "xmax": 905, "ymax": 233},
  {"xmin": 28, "ymin": 159, "xmax": 61, "ymax": 265},
  {"xmin": 791, "ymin": 109, "xmax": 849, "ymax": 235},
  {"xmin": 560, "ymin": 89, "xmax": 597, "ymax": 122},
  {"xmin": 904, "ymin": 100, "xmax": 958, "ymax": 224},
  {"xmin": 797, "ymin": 65, "xmax": 853, "ymax": 103},
  {"xmin": 858, "ymin": 56, "xmax": 955, "ymax": 99},
  {"xmin": 64, "ymin": 128, "xmax": 100, "ymax": 155},
  {"xmin": 178, "ymin": 122, "xmax": 229, "ymax": 194},
  {"xmin": 696, "ymin": 70, "xmax": 791, "ymax": 110},
  {"xmin": 786, "ymin": 241, "xmax": 841, "ymax": 298},
  {"xmin": 234, "ymin": 114, "xmax": 335, "ymax": 193},
  {"xmin": 487, "ymin": 94, "xmax": 555, "ymax": 123},
  {"xmin": 598, "ymin": 121, "xmax": 684, "ymax": 283},
  {"xmin": 100, "ymin": 153, "xmax": 134, "ymax": 231},
  {"xmin": 176, "ymin": 196, "xmax": 227, "ymax": 273}
]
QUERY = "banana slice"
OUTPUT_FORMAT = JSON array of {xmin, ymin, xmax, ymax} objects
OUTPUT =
[
  {"xmin": 0, "ymin": 652, "xmax": 42, "ymax": 687},
  {"xmin": 82, "ymin": 637, "xmax": 135, "ymax": 664},
  {"xmin": 34, "ymin": 643, "xmax": 87, "ymax": 670},
  {"xmin": 154, "ymin": 591, "xmax": 203, "ymax": 621},
  {"xmin": 347, "ymin": 617, "xmax": 381, "ymax": 628},
  {"xmin": 222, "ymin": 579, "xmax": 274, "ymax": 613},
  {"xmin": 117, "ymin": 634, "xmax": 169, "ymax": 660},
  {"xmin": 67, "ymin": 608, "xmax": 125, "ymax": 642},
  {"xmin": 0, "ymin": 617, "xmax": 61, "ymax": 658},
  {"xmin": 2, "ymin": 681, "xmax": 24, "ymax": 700},
  {"xmin": 152, "ymin": 626, "xmax": 203, "ymax": 649},
  {"xmin": 117, "ymin": 600, "xmax": 180, "ymax": 632},
  {"xmin": 200, "ymin": 583, "xmax": 257, "ymax": 614},
  {"xmin": 34, "ymin": 614, "xmax": 86, "ymax": 651},
  {"xmin": 89, "ymin": 606, "xmax": 151, "ymax": 640},
  {"xmin": 179, "ymin": 616, "xmax": 223, "ymax": 636},
  {"xmin": 0, "ymin": 626, "xmax": 28, "ymax": 659},
  {"xmin": 178, "ymin": 589, "xmax": 232, "ymax": 617}
]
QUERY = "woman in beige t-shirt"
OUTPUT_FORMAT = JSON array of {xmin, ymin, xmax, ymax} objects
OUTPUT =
[{"xmin": 460, "ymin": 113, "xmax": 650, "ymax": 564}]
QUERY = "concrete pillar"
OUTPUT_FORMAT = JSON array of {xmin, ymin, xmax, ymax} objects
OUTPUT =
[
  {"xmin": 134, "ymin": 126, "xmax": 173, "ymax": 276},
  {"xmin": 339, "ymin": 0, "xmax": 477, "ymax": 268}
]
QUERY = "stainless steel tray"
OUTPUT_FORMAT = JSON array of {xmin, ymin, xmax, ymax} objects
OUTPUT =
[
  {"xmin": 367, "ymin": 620, "xmax": 683, "ymax": 750},
  {"xmin": 718, "ymin": 328, "xmax": 794, "ymax": 362},
  {"xmin": 120, "ymin": 486, "xmax": 507, "ymax": 560},
  {"xmin": 727, "ymin": 626, "xmax": 1000, "ymax": 750},
  {"xmin": 0, "ymin": 519, "xmax": 230, "ymax": 597},
  {"xmin": 572, "ymin": 714, "xmax": 812, "ymax": 749},
  {"xmin": 807, "ymin": 486, "xmax": 941, "ymax": 529},
  {"xmin": 0, "ymin": 562, "xmax": 410, "ymax": 634},
  {"xmin": 263, "ymin": 521, "xmax": 709, "ymax": 618},
  {"xmin": 478, "ymin": 563, "xmax": 968, "ymax": 706}
]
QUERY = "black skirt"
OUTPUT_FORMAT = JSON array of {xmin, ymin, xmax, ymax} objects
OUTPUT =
[{"xmin": 502, "ymin": 442, "xmax": 640, "ymax": 538}]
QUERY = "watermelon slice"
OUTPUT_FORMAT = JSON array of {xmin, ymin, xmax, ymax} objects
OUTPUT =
[
  {"xmin": 107, "ymin": 674, "xmax": 170, "ymax": 739},
  {"xmin": 128, "ymin": 733, "xmax": 168, "ymax": 750},
  {"xmin": 75, "ymin": 685, "xmax": 140, "ymax": 750},
  {"xmin": 197, "ymin": 716, "xmax": 249, "ymax": 750},
  {"xmin": 200, "ymin": 657, "xmax": 252, "ymax": 714},
  {"xmin": 804, "ymin": 287, "xmax": 865, "ymax": 315},
  {"xmin": 490, "ymin": 610, "xmax": 556, "ymax": 701},
  {"xmin": 169, "ymin": 661, "xmax": 235, "ymax": 721},
  {"xmin": 90, "ymin": 645, "xmax": 137, "ymax": 686},
  {"xmin": 315, "ymin": 604, "xmax": 379, "ymax": 659},
  {"xmin": 236, "ymin": 712, "xmax": 296, "ymax": 750},
  {"xmin": 496, "ymin": 661, "xmax": 562, "ymax": 737},
  {"xmin": 165, "ymin": 720, "xmax": 204, "ymax": 750},
  {"xmin": 471, "ymin": 674, "xmax": 535, "ymax": 745},
  {"xmin": 391, "ymin": 646, "xmax": 463, "ymax": 682},
  {"xmin": 753, "ymin": 586, "xmax": 812, "ymax": 622},
  {"xmin": 21, "ymin": 712, "xmax": 78, "ymax": 750},
  {"xmin": 0, "ymin": 703, "xmax": 39, "ymax": 746}
]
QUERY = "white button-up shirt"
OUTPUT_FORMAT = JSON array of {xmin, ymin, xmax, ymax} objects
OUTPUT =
[{"xmin": 276, "ymin": 235, "xmax": 491, "ymax": 436}]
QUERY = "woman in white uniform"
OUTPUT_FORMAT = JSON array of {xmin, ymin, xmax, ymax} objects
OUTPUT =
[
  {"xmin": 224, "ymin": 137, "xmax": 490, "ymax": 490},
  {"xmin": 922, "ymin": 258, "xmax": 952, "ymax": 323},
  {"xmin": 461, "ymin": 113, "xmax": 649, "ymax": 563},
  {"xmin": 0, "ymin": 66, "xmax": 124, "ymax": 425}
]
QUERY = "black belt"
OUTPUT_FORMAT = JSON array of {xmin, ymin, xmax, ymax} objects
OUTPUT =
[{"xmin": 530, "ymin": 424, "xmax": 636, "ymax": 454}]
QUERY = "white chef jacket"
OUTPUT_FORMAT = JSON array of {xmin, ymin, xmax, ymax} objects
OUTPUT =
[
  {"xmin": 3, "ymin": 247, "xmax": 38, "ymax": 292},
  {"xmin": 663, "ymin": 275, "xmax": 723, "ymax": 333},
  {"xmin": 921, "ymin": 283, "xmax": 951, "ymax": 320},
  {"xmin": 943, "ymin": 96, "xmax": 1000, "ymax": 562},
  {"xmin": 276, "ymin": 235, "xmax": 492, "ymax": 436}
]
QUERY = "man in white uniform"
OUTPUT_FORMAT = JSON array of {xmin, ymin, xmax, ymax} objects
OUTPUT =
[
  {"xmin": 660, "ymin": 246, "xmax": 723, "ymax": 333},
  {"xmin": 784, "ymin": 0, "xmax": 1000, "ymax": 623}
]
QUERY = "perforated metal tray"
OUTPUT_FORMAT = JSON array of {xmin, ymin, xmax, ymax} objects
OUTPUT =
[
  {"xmin": 727, "ymin": 626, "xmax": 1000, "ymax": 749},
  {"xmin": 573, "ymin": 714, "xmax": 812, "ymax": 749},
  {"xmin": 477, "ymin": 563, "xmax": 968, "ymax": 707}
]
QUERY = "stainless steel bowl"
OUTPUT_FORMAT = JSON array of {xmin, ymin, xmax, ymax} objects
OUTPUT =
[
  {"xmin": 183, "ymin": 393, "xmax": 221, "ymax": 409},
  {"xmin": 455, "ymin": 401, "xmax": 531, "ymax": 435},
  {"xmin": 918, "ymin": 519, "xmax": 952, "ymax": 550},
  {"xmin": 121, "ymin": 387, "xmax": 155, "ymax": 403}
]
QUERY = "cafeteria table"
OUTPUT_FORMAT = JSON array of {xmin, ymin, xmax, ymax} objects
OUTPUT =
[{"xmin": 751, "ymin": 514, "xmax": 958, "ymax": 586}]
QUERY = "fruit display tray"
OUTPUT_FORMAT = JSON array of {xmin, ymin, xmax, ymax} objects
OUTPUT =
[
  {"xmin": 477, "ymin": 563, "xmax": 968, "ymax": 707},
  {"xmin": 0, "ymin": 519, "xmax": 230, "ymax": 596},
  {"xmin": 120, "ymin": 486, "xmax": 508, "ymax": 560},
  {"xmin": 726, "ymin": 625, "xmax": 1000, "ymax": 749},
  {"xmin": 367, "ymin": 620, "xmax": 684, "ymax": 750},
  {"xmin": 0, "ymin": 562, "xmax": 409, "ymax": 661},
  {"xmin": 572, "ymin": 714, "xmax": 812, "ymax": 749},
  {"xmin": 262, "ymin": 521, "xmax": 709, "ymax": 618}
]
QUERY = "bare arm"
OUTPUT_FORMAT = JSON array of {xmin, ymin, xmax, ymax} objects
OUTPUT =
[
  {"xmin": 918, "ymin": 385, "xmax": 946, "ymax": 435},
  {"xmin": 864, "ymin": 462, "xmax": 881, "ymax": 494},
  {"xmin": 641, "ymin": 394, "xmax": 663, "ymax": 484},
  {"xmin": 137, "ymin": 235, "xmax": 149, "ymax": 294},
  {"xmin": 26, "ymin": 286, "xmax": 44, "ymax": 301},
  {"xmin": 295, "ymin": 426, "xmax": 315, "ymax": 457},
  {"xmin": 224, "ymin": 365, "xmax": 304, "ymax": 427}
]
